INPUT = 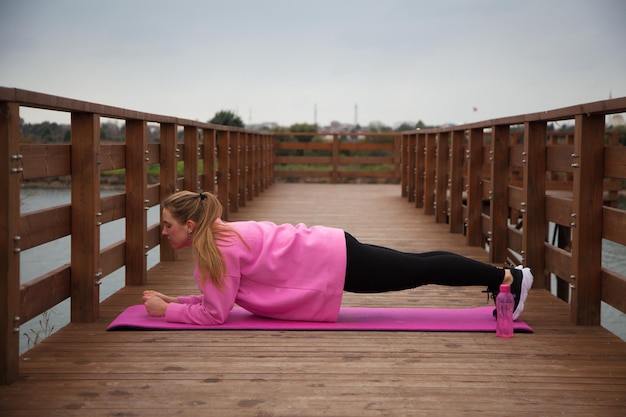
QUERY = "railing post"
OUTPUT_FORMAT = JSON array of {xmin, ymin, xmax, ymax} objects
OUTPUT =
[
  {"xmin": 265, "ymin": 134, "xmax": 271, "ymax": 189},
  {"xmin": 571, "ymin": 113, "xmax": 605, "ymax": 325},
  {"xmin": 415, "ymin": 133, "xmax": 425, "ymax": 208},
  {"xmin": 435, "ymin": 132, "xmax": 449, "ymax": 224},
  {"xmin": 402, "ymin": 134, "xmax": 417, "ymax": 203},
  {"xmin": 230, "ymin": 131, "xmax": 240, "ymax": 213},
  {"xmin": 70, "ymin": 112, "xmax": 100, "ymax": 322},
  {"xmin": 406, "ymin": 133, "xmax": 416, "ymax": 202},
  {"xmin": 237, "ymin": 131, "xmax": 247, "ymax": 208},
  {"xmin": 0, "ymin": 101, "xmax": 21, "ymax": 384},
  {"xmin": 257, "ymin": 133, "xmax": 263, "ymax": 194},
  {"xmin": 125, "ymin": 119, "xmax": 148, "ymax": 286},
  {"xmin": 202, "ymin": 128, "xmax": 217, "ymax": 194},
  {"xmin": 423, "ymin": 133, "xmax": 436, "ymax": 215},
  {"xmin": 257, "ymin": 133, "xmax": 264, "ymax": 193},
  {"xmin": 449, "ymin": 130, "xmax": 464, "ymax": 233},
  {"xmin": 522, "ymin": 121, "xmax": 547, "ymax": 287},
  {"xmin": 243, "ymin": 132, "xmax": 250, "ymax": 203},
  {"xmin": 489, "ymin": 125, "xmax": 510, "ymax": 263},
  {"xmin": 216, "ymin": 130, "xmax": 231, "ymax": 220},
  {"xmin": 183, "ymin": 126, "xmax": 199, "ymax": 192},
  {"xmin": 394, "ymin": 135, "xmax": 402, "ymax": 184},
  {"xmin": 466, "ymin": 128, "xmax": 483, "ymax": 246},
  {"xmin": 251, "ymin": 133, "xmax": 257, "ymax": 196},
  {"xmin": 159, "ymin": 123, "xmax": 178, "ymax": 262},
  {"xmin": 262, "ymin": 134, "xmax": 268, "ymax": 190},
  {"xmin": 256, "ymin": 134, "xmax": 263, "ymax": 193},
  {"xmin": 332, "ymin": 134, "xmax": 339, "ymax": 184},
  {"xmin": 267, "ymin": 134, "xmax": 275, "ymax": 187},
  {"xmin": 401, "ymin": 134, "xmax": 408, "ymax": 197},
  {"xmin": 247, "ymin": 133, "xmax": 256, "ymax": 200}
]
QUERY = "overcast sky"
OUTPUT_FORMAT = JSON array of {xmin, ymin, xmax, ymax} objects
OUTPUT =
[{"xmin": 1, "ymin": 0, "xmax": 625, "ymax": 127}]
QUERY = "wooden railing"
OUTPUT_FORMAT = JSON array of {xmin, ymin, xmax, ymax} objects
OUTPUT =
[
  {"xmin": 1, "ymin": 88, "xmax": 625, "ymax": 385},
  {"xmin": 274, "ymin": 132, "xmax": 402, "ymax": 183},
  {"xmin": 0, "ymin": 87, "xmax": 274, "ymax": 384},
  {"xmin": 400, "ymin": 98, "xmax": 626, "ymax": 327}
]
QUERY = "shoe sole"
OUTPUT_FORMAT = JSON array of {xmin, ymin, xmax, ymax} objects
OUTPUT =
[{"xmin": 513, "ymin": 266, "xmax": 533, "ymax": 320}]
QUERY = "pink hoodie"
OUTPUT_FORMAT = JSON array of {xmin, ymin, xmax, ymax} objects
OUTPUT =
[{"xmin": 165, "ymin": 221, "xmax": 347, "ymax": 325}]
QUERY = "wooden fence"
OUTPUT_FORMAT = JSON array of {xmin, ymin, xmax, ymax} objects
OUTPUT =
[
  {"xmin": 0, "ymin": 88, "xmax": 274, "ymax": 384},
  {"xmin": 1, "ymin": 87, "xmax": 625, "ymax": 385},
  {"xmin": 274, "ymin": 132, "xmax": 401, "ymax": 183},
  {"xmin": 400, "ymin": 98, "xmax": 626, "ymax": 327}
]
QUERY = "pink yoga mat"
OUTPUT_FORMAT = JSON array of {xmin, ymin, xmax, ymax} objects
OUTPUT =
[{"xmin": 107, "ymin": 305, "xmax": 533, "ymax": 333}]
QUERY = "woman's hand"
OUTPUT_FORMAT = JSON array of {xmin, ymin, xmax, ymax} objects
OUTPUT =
[
  {"xmin": 142, "ymin": 290, "xmax": 177, "ymax": 304},
  {"xmin": 143, "ymin": 293, "xmax": 169, "ymax": 317},
  {"xmin": 143, "ymin": 290, "xmax": 177, "ymax": 317}
]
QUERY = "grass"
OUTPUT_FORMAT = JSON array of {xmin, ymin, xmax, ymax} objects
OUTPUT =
[
  {"xmin": 275, "ymin": 164, "xmax": 395, "ymax": 172},
  {"xmin": 102, "ymin": 161, "xmax": 204, "ymax": 177},
  {"xmin": 23, "ymin": 309, "xmax": 56, "ymax": 349}
]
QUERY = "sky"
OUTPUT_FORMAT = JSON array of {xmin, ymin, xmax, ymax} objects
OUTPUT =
[{"xmin": 1, "ymin": 0, "xmax": 625, "ymax": 128}]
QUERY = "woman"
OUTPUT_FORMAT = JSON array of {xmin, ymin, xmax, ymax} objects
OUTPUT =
[{"xmin": 143, "ymin": 191, "xmax": 533, "ymax": 325}]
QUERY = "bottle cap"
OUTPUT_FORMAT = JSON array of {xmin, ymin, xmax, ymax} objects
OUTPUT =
[{"xmin": 499, "ymin": 284, "xmax": 511, "ymax": 292}]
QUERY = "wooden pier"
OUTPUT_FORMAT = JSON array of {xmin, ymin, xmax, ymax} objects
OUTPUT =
[
  {"xmin": 1, "ymin": 183, "xmax": 625, "ymax": 416},
  {"xmin": 2, "ymin": 88, "xmax": 626, "ymax": 415}
]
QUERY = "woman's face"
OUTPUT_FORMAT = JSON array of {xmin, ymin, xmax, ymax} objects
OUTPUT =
[{"xmin": 162, "ymin": 208, "xmax": 193, "ymax": 249}]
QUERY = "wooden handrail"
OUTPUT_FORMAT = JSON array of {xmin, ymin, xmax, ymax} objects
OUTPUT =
[
  {"xmin": 400, "ymin": 97, "xmax": 626, "ymax": 330},
  {"xmin": 0, "ymin": 88, "xmax": 274, "ymax": 384},
  {"xmin": 274, "ymin": 133, "xmax": 402, "ymax": 183},
  {"xmin": 1, "ymin": 87, "xmax": 625, "ymax": 385}
]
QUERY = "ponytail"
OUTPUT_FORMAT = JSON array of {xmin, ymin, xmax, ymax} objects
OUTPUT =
[{"xmin": 162, "ymin": 191, "xmax": 245, "ymax": 289}]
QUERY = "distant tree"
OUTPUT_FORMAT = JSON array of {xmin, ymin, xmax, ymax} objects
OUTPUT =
[
  {"xmin": 273, "ymin": 125, "xmax": 295, "ymax": 157},
  {"xmin": 415, "ymin": 120, "xmax": 427, "ymax": 129},
  {"xmin": 41, "ymin": 126, "xmax": 52, "ymax": 141},
  {"xmin": 609, "ymin": 125, "xmax": 626, "ymax": 145},
  {"xmin": 100, "ymin": 121, "xmax": 125, "ymax": 142},
  {"xmin": 395, "ymin": 122, "xmax": 415, "ymax": 132},
  {"xmin": 290, "ymin": 123, "xmax": 317, "ymax": 143},
  {"xmin": 367, "ymin": 121, "xmax": 392, "ymax": 133},
  {"xmin": 20, "ymin": 121, "xmax": 70, "ymax": 143},
  {"xmin": 365, "ymin": 121, "xmax": 394, "ymax": 146},
  {"xmin": 285, "ymin": 123, "xmax": 318, "ymax": 156},
  {"xmin": 209, "ymin": 110, "xmax": 244, "ymax": 128}
]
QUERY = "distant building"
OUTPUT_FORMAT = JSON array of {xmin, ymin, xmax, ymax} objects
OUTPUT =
[
  {"xmin": 609, "ymin": 114, "xmax": 625, "ymax": 127},
  {"xmin": 247, "ymin": 122, "xmax": 280, "ymax": 131}
]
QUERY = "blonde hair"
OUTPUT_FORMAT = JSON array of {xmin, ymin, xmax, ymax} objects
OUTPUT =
[{"xmin": 162, "ymin": 190, "xmax": 245, "ymax": 288}]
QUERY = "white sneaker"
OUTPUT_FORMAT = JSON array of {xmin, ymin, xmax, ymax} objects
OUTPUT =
[{"xmin": 511, "ymin": 266, "xmax": 533, "ymax": 320}]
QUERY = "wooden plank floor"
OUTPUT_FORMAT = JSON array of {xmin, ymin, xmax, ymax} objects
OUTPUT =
[{"xmin": 2, "ymin": 183, "xmax": 626, "ymax": 416}]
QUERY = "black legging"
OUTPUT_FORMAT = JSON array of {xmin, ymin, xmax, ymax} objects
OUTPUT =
[{"xmin": 343, "ymin": 232, "xmax": 505, "ymax": 293}]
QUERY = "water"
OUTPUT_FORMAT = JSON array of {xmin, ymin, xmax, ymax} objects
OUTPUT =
[
  {"xmin": 19, "ymin": 188, "xmax": 161, "ymax": 354},
  {"xmin": 17, "ymin": 188, "xmax": 626, "ymax": 353},
  {"xmin": 601, "ymin": 240, "xmax": 626, "ymax": 341},
  {"xmin": 545, "ymin": 223, "xmax": 626, "ymax": 341}
]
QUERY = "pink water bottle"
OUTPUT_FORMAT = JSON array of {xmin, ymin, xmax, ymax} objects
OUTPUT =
[{"xmin": 496, "ymin": 284, "xmax": 514, "ymax": 338}]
